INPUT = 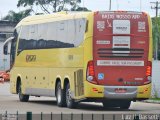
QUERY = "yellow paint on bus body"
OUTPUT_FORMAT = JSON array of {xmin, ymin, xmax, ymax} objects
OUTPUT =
[{"xmin": 10, "ymin": 11, "xmax": 152, "ymax": 102}]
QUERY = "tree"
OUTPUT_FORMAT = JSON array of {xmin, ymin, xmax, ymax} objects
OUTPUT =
[
  {"xmin": 152, "ymin": 17, "xmax": 160, "ymax": 60},
  {"xmin": 2, "ymin": 9, "xmax": 31, "ymax": 22},
  {"xmin": 17, "ymin": 0, "xmax": 82, "ymax": 13},
  {"xmin": 3, "ymin": 0, "xmax": 88, "ymax": 22},
  {"xmin": 72, "ymin": 7, "xmax": 89, "ymax": 11}
]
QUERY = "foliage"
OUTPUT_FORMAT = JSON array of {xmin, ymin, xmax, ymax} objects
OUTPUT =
[
  {"xmin": 152, "ymin": 17, "xmax": 160, "ymax": 59},
  {"xmin": 3, "ymin": 0, "xmax": 89, "ymax": 22},
  {"xmin": 73, "ymin": 7, "xmax": 90, "ymax": 11},
  {"xmin": 17, "ymin": 0, "xmax": 82, "ymax": 13},
  {"xmin": 2, "ymin": 9, "xmax": 31, "ymax": 22},
  {"xmin": 150, "ymin": 98, "xmax": 160, "ymax": 100}
]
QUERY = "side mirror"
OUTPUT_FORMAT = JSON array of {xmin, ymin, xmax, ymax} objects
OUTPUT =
[
  {"xmin": 3, "ymin": 44, "xmax": 8, "ymax": 55},
  {"xmin": 3, "ymin": 37, "xmax": 13, "ymax": 55}
]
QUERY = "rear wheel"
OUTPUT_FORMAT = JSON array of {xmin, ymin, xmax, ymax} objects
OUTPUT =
[
  {"xmin": 66, "ymin": 83, "xmax": 78, "ymax": 108},
  {"xmin": 56, "ymin": 82, "xmax": 66, "ymax": 107},
  {"xmin": 18, "ymin": 81, "xmax": 29, "ymax": 102}
]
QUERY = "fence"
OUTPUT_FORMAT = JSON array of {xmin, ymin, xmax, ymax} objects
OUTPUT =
[{"xmin": 1, "ymin": 111, "xmax": 160, "ymax": 120}]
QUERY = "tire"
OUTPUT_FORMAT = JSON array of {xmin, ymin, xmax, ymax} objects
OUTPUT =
[
  {"xmin": 66, "ymin": 83, "xmax": 77, "ymax": 109},
  {"xmin": 18, "ymin": 81, "xmax": 29, "ymax": 102},
  {"xmin": 119, "ymin": 101, "xmax": 131, "ymax": 109},
  {"xmin": 56, "ymin": 82, "xmax": 66, "ymax": 107}
]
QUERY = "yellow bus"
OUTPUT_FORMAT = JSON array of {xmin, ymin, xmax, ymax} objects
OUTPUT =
[{"xmin": 6, "ymin": 11, "xmax": 152, "ymax": 109}]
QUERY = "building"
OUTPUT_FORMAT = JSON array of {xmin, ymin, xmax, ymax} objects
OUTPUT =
[{"xmin": 0, "ymin": 21, "xmax": 17, "ymax": 71}]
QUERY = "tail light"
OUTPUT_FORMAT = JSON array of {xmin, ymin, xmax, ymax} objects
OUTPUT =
[
  {"xmin": 146, "ymin": 61, "xmax": 152, "ymax": 83},
  {"xmin": 86, "ymin": 60, "xmax": 97, "ymax": 84}
]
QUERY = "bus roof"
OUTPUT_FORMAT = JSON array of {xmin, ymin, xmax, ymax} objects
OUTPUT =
[
  {"xmin": 16, "ymin": 11, "xmax": 92, "ymax": 28},
  {"xmin": 16, "ymin": 11, "xmax": 149, "ymax": 28}
]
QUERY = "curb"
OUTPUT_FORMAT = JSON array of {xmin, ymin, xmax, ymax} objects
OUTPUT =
[{"xmin": 143, "ymin": 100, "xmax": 160, "ymax": 104}]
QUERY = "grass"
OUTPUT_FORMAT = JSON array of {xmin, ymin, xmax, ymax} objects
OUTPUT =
[{"xmin": 149, "ymin": 98, "xmax": 160, "ymax": 101}]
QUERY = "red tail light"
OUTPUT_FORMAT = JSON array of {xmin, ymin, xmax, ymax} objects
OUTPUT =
[
  {"xmin": 145, "ymin": 61, "xmax": 152, "ymax": 84},
  {"xmin": 146, "ymin": 61, "xmax": 152, "ymax": 77},
  {"xmin": 86, "ymin": 60, "xmax": 97, "ymax": 84}
]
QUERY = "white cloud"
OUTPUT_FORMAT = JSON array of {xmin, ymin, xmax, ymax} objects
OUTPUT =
[{"xmin": 0, "ymin": 0, "xmax": 19, "ymax": 18}]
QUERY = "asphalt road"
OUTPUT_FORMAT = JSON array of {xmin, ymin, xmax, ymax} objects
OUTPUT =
[{"xmin": 0, "ymin": 83, "xmax": 160, "ymax": 115}]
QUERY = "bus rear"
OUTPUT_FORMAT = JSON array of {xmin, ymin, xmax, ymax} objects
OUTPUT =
[{"xmin": 86, "ymin": 11, "xmax": 152, "ymax": 109}]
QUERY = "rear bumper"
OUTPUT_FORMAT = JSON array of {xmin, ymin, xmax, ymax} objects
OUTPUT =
[
  {"xmin": 84, "ymin": 81, "xmax": 151, "ymax": 100},
  {"xmin": 104, "ymin": 86, "xmax": 137, "ymax": 99}
]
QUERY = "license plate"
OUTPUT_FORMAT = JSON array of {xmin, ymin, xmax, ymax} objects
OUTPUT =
[
  {"xmin": 112, "ymin": 36, "xmax": 130, "ymax": 53},
  {"xmin": 115, "ymin": 88, "xmax": 127, "ymax": 93},
  {"xmin": 113, "ymin": 36, "xmax": 130, "ymax": 49}
]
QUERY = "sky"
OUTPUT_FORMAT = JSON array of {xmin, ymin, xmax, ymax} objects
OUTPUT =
[{"xmin": 0, "ymin": 0, "xmax": 158, "ymax": 19}]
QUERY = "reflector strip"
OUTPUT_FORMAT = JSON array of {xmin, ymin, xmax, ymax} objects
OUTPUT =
[{"xmin": 97, "ymin": 60, "xmax": 144, "ymax": 66}]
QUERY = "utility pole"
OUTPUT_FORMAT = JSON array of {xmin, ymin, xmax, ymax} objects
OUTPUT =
[
  {"xmin": 151, "ymin": 1, "xmax": 160, "ymax": 60},
  {"xmin": 54, "ymin": 0, "xmax": 57, "ymax": 12},
  {"xmin": 140, "ymin": 0, "xmax": 142, "ymax": 11},
  {"xmin": 109, "ymin": 0, "xmax": 111, "ymax": 11}
]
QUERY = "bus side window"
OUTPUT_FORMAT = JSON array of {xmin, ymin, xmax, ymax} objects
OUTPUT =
[
  {"xmin": 37, "ymin": 23, "xmax": 48, "ymax": 49},
  {"xmin": 74, "ymin": 18, "xmax": 87, "ymax": 47},
  {"xmin": 28, "ymin": 25, "xmax": 37, "ymax": 49},
  {"xmin": 18, "ymin": 26, "xmax": 29, "ymax": 52},
  {"xmin": 67, "ymin": 19, "xmax": 75, "ymax": 46},
  {"xmin": 46, "ymin": 22, "xmax": 57, "ymax": 48},
  {"xmin": 57, "ymin": 21, "xmax": 67, "ymax": 47}
]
